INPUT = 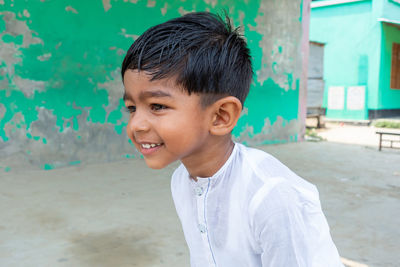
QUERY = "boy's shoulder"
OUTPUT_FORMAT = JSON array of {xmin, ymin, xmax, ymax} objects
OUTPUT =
[
  {"xmin": 235, "ymin": 143, "xmax": 305, "ymax": 185},
  {"xmin": 171, "ymin": 143, "xmax": 321, "ymax": 226},
  {"xmin": 171, "ymin": 143, "xmax": 315, "ymax": 192},
  {"xmin": 170, "ymin": 143, "xmax": 272, "ymax": 181}
]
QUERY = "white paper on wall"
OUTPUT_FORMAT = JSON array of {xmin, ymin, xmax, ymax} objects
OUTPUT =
[
  {"xmin": 328, "ymin": 86, "xmax": 345, "ymax": 110},
  {"xmin": 347, "ymin": 86, "xmax": 366, "ymax": 110}
]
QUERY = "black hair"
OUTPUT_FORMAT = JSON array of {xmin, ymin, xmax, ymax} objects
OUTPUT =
[{"xmin": 121, "ymin": 11, "xmax": 253, "ymax": 107}]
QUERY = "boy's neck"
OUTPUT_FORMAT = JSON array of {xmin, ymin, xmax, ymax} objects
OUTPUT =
[{"xmin": 181, "ymin": 136, "xmax": 235, "ymax": 180}]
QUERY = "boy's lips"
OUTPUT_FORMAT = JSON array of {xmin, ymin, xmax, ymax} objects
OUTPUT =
[{"xmin": 137, "ymin": 142, "xmax": 164, "ymax": 156}]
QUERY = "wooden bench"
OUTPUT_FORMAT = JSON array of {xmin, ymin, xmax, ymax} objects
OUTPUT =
[
  {"xmin": 307, "ymin": 107, "xmax": 326, "ymax": 128},
  {"xmin": 376, "ymin": 131, "xmax": 400, "ymax": 151}
]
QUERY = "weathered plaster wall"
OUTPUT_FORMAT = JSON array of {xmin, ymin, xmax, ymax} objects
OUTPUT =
[{"xmin": 0, "ymin": 0, "xmax": 308, "ymax": 171}]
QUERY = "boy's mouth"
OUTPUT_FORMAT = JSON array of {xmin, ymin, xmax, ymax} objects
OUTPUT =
[
  {"xmin": 139, "ymin": 142, "xmax": 164, "ymax": 156},
  {"xmin": 141, "ymin": 143, "xmax": 162, "ymax": 149}
]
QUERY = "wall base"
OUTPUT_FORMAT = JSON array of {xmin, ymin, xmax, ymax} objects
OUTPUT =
[{"xmin": 368, "ymin": 109, "xmax": 400, "ymax": 119}]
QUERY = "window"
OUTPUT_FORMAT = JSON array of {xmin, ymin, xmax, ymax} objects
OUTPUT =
[{"xmin": 391, "ymin": 42, "xmax": 400, "ymax": 89}]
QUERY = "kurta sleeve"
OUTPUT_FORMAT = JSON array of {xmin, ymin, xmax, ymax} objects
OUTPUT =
[{"xmin": 251, "ymin": 181, "xmax": 313, "ymax": 267}]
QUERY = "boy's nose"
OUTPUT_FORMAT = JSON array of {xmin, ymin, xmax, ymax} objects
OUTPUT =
[{"xmin": 128, "ymin": 113, "xmax": 150, "ymax": 133}]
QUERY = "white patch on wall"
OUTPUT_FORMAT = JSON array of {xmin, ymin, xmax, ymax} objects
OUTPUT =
[
  {"xmin": 347, "ymin": 86, "xmax": 365, "ymax": 110},
  {"xmin": 37, "ymin": 53, "xmax": 52, "ymax": 61},
  {"xmin": 328, "ymin": 86, "xmax": 345, "ymax": 110},
  {"xmin": 147, "ymin": 0, "xmax": 156, "ymax": 8},
  {"xmin": 161, "ymin": 2, "xmax": 168, "ymax": 15},
  {"xmin": 120, "ymin": 28, "xmax": 138, "ymax": 40},
  {"xmin": 14, "ymin": 76, "xmax": 46, "ymax": 97},
  {"xmin": 65, "ymin": 6, "xmax": 78, "ymax": 14},
  {"xmin": 23, "ymin": 9, "xmax": 30, "ymax": 18},
  {"xmin": 102, "ymin": 0, "xmax": 111, "ymax": 12}
]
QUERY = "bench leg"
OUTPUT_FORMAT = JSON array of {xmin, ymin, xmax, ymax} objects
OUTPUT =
[{"xmin": 379, "ymin": 134, "xmax": 382, "ymax": 151}]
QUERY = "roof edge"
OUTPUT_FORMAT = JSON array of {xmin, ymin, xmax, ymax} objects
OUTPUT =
[
  {"xmin": 311, "ymin": 0, "xmax": 369, "ymax": 8},
  {"xmin": 378, "ymin": 18, "xmax": 400, "ymax": 25}
]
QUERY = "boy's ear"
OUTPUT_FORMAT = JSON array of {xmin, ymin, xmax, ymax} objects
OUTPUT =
[{"xmin": 209, "ymin": 96, "xmax": 242, "ymax": 136}]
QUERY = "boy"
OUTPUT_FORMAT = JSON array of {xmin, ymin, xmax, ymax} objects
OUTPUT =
[{"xmin": 121, "ymin": 12, "xmax": 343, "ymax": 267}]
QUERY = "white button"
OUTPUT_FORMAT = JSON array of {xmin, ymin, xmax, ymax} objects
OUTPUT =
[
  {"xmin": 194, "ymin": 186, "xmax": 204, "ymax": 196},
  {"xmin": 198, "ymin": 223, "xmax": 206, "ymax": 233}
]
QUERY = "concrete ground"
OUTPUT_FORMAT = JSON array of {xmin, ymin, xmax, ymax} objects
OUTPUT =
[
  {"xmin": 315, "ymin": 121, "xmax": 400, "ymax": 148},
  {"xmin": 1, "ymin": 125, "xmax": 399, "ymax": 267}
]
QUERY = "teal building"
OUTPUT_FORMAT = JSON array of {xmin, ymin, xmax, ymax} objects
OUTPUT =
[{"xmin": 309, "ymin": 0, "xmax": 400, "ymax": 121}]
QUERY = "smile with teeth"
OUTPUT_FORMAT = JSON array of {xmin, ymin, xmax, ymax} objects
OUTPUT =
[{"xmin": 141, "ymin": 143, "xmax": 162, "ymax": 149}]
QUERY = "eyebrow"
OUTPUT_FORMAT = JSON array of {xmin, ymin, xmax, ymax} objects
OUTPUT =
[
  {"xmin": 139, "ymin": 90, "xmax": 172, "ymax": 100},
  {"xmin": 123, "ymin": 90, "xmax": 172, "ymax": 101}
]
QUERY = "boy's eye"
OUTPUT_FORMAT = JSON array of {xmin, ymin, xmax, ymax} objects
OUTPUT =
[
  {"xmin": 125, "ymin": 106, "xmax": 136, "ymax": 113},
  {"xmin": 150, "ymin": 104, "xmax": 167, "ymax": 111}
]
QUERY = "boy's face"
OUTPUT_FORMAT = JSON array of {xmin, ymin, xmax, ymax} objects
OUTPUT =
[{"xmin": 123, "ymin": 70, "xmax": 212, "ymax": 169}]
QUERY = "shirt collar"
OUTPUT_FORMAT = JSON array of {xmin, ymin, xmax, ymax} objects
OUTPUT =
[{"xmin": 187, "ymin": 142, "xmax": 239, "ymax": 186}]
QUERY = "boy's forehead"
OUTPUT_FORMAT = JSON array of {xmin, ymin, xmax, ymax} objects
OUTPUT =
[
  {"xmin": 124, "ymin": 69, "xmax": 177, "ymax": 84},
  {"xmin": 124, "ymin": 70, "xmax": 176, "ymax": 89},
  {"xmin": 123, "ymin": 70, "xmax": 188, "ymax": 99}
]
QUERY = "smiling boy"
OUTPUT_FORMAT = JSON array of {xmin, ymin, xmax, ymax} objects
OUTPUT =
[{"xmin": 121, "ymin": 12, "xmax": 343, "ymax": 267}]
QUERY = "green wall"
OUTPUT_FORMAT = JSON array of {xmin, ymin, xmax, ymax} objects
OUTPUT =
[
  {"xmin": 380, "ymin": 23, "xmax": 400, "ymax": 108},
  {"xmin": 0, "ymin": 0, "xmax": 307, "ymax": 171},
  {"xmin": 310, "ymin": 0, "xmax": 376, "ymax": 120},
  {"xmin": 382, "ymin": 0, "xmax": 400, "ymax": 21},
  {"xmin": 310, "ymin": 0, "xmax": 400, "ymax": 120}
]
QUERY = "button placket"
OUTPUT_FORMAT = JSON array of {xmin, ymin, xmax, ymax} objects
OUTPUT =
[
  {"xmin": 198, "ymin": 223, "xmax": 207, "ymax": 233},
  {"xmin": 195, "ymin": 186, "xmax": 204, "ymax": 196},
  {"xmin": 196, "ymin": 183, "xmax": 206, "ymax": 234},
  {"xmin": 195, "ymin": 178, "xmax": 216, "ymax": 266}
]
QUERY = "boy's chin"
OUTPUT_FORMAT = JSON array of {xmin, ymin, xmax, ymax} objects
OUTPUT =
[{"xmin": 143, "ymin": 158, "xmax": 171, "ymax": 169}]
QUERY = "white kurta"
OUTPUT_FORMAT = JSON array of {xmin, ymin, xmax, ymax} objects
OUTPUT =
[{"xmin": 171, "ymin": 143, "xmax": 344, "ymax": 267}]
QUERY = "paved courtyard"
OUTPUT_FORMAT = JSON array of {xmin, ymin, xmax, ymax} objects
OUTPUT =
[{"xmin": 1, "ymin": 126, "xmax": 399, "ymax": 266}]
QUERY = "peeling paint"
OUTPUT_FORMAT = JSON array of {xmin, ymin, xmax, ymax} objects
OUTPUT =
[
  {"xmin": 2, "ymin": 33, "xmax": 22, "ymax": 44},
  {"xmin": 161, "ymin": 3, "xmax": 168, "ymax": 16},
  {"xmin": 147, "ymin": 0, "xmax": 156, "ymax": 8},
  {"xmin": 178, "ymin": 7, "xmax": 192, "ymax": 16},
  {"xmin": 203, "ymin": 0, "xmax": 218, "ymax": 8},
  {"xmin": 23, "ymin": 9, "xmax": 30, "ymax": 18},
  {"xmin": 42, "ymin": 163, "xmax": 54, "ymax": 170},
  {"xmin": 235, "ymin": 116, "xmax": 300, "ymax": 144},
  {"xmin": 120, "ymin": 28, "xmax": 138, "ymax": 40},
  {"xmin": 0, "ymin": 0, "xmax": 307, "ymax": 170},
  {"xmin": 240, "ymin": 107, "xmax": 249, "ymax": 118},
  {"xmin": 117, "ymin": 48, "xmax": 125, "ymax": 56},
  {"xmin": 13, "ymin": 76, "xmax": 45, "ymax": 97},
  {"xmin": 102, "ymin": 0, "xmax": 111, "ymax": 12},
  {"xmin": 37, "ymin": 52, "xmax": 51, "ymax": 61},
  {"xmin": 68, "ymin": 160, "xmax": 80, "ymax": 166},
  {"xmin": 55, "ymin": 41, "xmax": 62, "ymax": 49},
  {"xmin": 238, "ymin": 11, "xmax": 245, "ymax": 28},
  {"xmin": 254, "ymin": 0, "xmax": 302, "ymax": 91},
  {"xmin": 0, "ymin": 11, "xmax": 44, "ymax": 90},
  {"xmin": 65, "ymin": 6, "xmax": 78, "ymax": 14}
]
